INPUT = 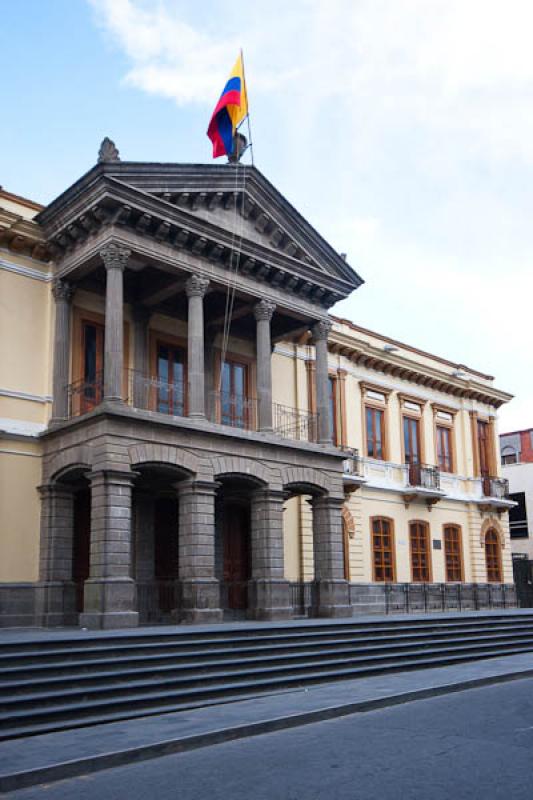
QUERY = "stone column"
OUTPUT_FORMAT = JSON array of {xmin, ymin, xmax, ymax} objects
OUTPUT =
[
  {"xmin": 80, "ymin": 469, "xmax": 138, "ymax": 629},
  {"xmin": 254, "ymin": 300, "xmax": 276, "ymax": 432},
  {"xmin": 249, "ymin": 488, "xmax": 291, "ymax": 620},
  {"xmin": 101, "ymin": 243, "xmax": 130, "ymax": 402},
  {"xmin": 132, "ymin": 306, "xmax": 151, "ymax": 409},
  {"xmin": 185, "ymin": 275, "xmax": 209, "ymax": 419},
  {"xmin": 36, "ymin": 484, "xmax": 77, "ymax": 626},
  {"xmin": 51, "ymin": 279, "xmax": 74, "ymax": 422},
  {"xmin": 177, "ymin": 479, "xmax": 222, "ymax": 622},
  {"xmin": 312, "ymin": 319, "xmax": 333, "ymax": 445},
  {"xmin": 312, "ymin": 494, "xmax": 351, "ymax": 617}
]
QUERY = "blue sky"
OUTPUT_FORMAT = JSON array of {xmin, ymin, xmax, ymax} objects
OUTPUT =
[{"xmin": 2, "ymin": 0, "xmax": 531, "ymax": 431}]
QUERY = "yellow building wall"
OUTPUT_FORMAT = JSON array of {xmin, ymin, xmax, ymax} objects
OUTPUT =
[{"xmin": 0, "ymin": 444, "xmax": 42, "ymax": 582}]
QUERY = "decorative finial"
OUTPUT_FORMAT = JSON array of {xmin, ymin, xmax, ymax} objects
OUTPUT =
[{"xmin": 98, "ymin": 137, "xmax": 120, "ymax": 163}]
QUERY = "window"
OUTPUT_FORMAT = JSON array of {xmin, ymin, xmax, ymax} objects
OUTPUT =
[
  {"xmin": 409, "ymin": 521, "xmax": 431, "ymax": 582},
  {"xmin": 501, "ymin": 447, "xmax": 518, "ymax": 465},
  {"xmin": 81, "ymin": 320, "xmax": 104, "ymax": 412},
  {"xmin": 509, "ymin": 492, "xmax": 528, "ymax": 538},
  {"xmin": 436, "ymin": 425, "xmax": 453, "ymax": 473},
  {"xmin": 366, "ymin": 407, "xmax": 385, "ymax": 459},
  {"xmin": 157, "ymin": 343, "xmax": 186, "ymax": 416},
  {"xmin": 477, "ymin": 420, "xmax": 490, "ymax": 477},
  {"xmin": 371, "ymin": 517, "xmax": 395, "ymax": 582},
  {"xmin": 485, "ymin": 529, "xmax": 502, "ymax": 582},
  {"xmin": 221, "ymin": 358, "xmax": 249, "ymax": 428},
  {"xmin": 443, "ymin": 525, "xmax": 463, "ymax": 582},
  {"xmin": 403, "ymin": 417, "xmax": 421, "ymax": 465}
]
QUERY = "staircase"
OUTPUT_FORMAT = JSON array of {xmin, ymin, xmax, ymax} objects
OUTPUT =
[{"xmin": 2, "ymin": 612, "xmax": 533, "ymax": 741}]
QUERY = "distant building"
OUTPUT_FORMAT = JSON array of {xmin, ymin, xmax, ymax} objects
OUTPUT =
[{"xmin": 500, "ymin": 429, "xmax": 533, "ymax": 558}]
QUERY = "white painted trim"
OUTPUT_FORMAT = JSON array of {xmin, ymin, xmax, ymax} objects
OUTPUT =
[
  {"xmin": 0, "ymin": 448, "xmax": 42, "ymax": 458},
  {"xmin": 0, "ymin": 257, "xmax": 52, "ymax": 283},
  {"xmin": 0, "ymin": 388, "xmax": 52, "ymax": 404}
]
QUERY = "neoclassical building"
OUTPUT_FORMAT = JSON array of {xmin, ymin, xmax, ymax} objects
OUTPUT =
[{"xmin": 0, "ymin": 145, "xmax": 516, "ymax": 628}]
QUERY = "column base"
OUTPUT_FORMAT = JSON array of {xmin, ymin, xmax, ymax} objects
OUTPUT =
[
  {"xmin": 35, "ymin": 581, "xmax": 78, "ymax": 627},
  {"xmin": 80, "ymin": 577, "xmax": 139, "ymax": 629},
  {"xmin": 177, "ymin": 579, "xmax": 223, "ymax": 624},
  {"xmin": 248, "ymin": 579, "xmax": 293, "ymax": 621},
  {"xmin": 314, "ymin": 579, "xmax": 352, "ymax": 618}
]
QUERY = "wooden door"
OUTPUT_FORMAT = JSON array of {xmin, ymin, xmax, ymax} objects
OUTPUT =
[
  {"xmin": 72, "ymin": 489, "xmax": 91, "ymax": 612},
  {"xmin": 223, "ymin": 503, "xmax": 250, "ymax": 609}
]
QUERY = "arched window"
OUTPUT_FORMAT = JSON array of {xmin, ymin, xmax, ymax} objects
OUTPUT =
[
  {"xmin": 409, "ymin": 521, "xmax": 431, "ymax": 582},
  {"xmin": 485, "ymin": 529, "xmax": 503, "ymax": 582},
  {"xmin": 371, "ymin": 517, "xmax": 395, "ymax": 582},
  {"xmin": 443, "ymin": 525, "xmax": 463, "ymax": 582}
]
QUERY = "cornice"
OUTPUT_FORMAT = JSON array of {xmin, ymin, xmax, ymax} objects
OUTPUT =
[
  {"xmin": 0, "ymin": 209, "xmax": 50, "ymax": 263},
  {"xmin": 0, "ymin": 257, "xmax": 52, "ymax": 282},
  {"xmin": 327, "ymin": 329, "xmax": 512, "ymax": 409}
]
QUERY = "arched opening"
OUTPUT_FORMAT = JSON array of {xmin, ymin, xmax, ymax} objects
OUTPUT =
[
  {"xmin": 485, "ymin": 528, "xmax": 503, "ymax": 583},
  {"xmin": 215, "ymin": 475, "xmax": 259, "ymax": 618},
  {"xmin": 282, "ymin": 481, "xmax": 350, "ymax": 618},
  {"xmin": 132, "ymin": 463, "xmax": 189, "ymax": 623},
  {"xmin": 54, "ymin": 466, "xmax": 91, "ymax": 615}
]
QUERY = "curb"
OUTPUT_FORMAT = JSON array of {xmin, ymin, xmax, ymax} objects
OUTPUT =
[{"xmin": 2, "ymin": 668, "xmax": 533, "ymax": 793}]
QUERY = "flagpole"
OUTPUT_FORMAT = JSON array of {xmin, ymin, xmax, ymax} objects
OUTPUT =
[{"xmin": 239, "ymin": 47, "xmax": 254, "ymax": 166}]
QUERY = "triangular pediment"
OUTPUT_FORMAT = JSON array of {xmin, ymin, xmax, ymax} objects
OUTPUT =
[{"xmin": 101, "ymin": 163, "xmax": 362, "ymax": 289}]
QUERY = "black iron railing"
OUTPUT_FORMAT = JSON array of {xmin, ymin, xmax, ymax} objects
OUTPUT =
[
  {"xmin": 289, "ymin": 581, "xmax": 316, "ymax": 616},
  {"xmin": 67, "ymin": 371, "xmax": 104, "ymax": 418},
  {"xmin": 210, "ymin": 391, "xmax": 257, "ymax": 431},
  {"xmin": 136, "ymin": 580, "xmax": 177, "ymax": 624},
  {"xmin": 127, "ymin": 369, "xmax": 186, "ymax": 417},
  {"xmin": 406, "ymin": 462, "xmax": 440, "ymax": 491},
  {"xmin": 355, "ymin": 581, "xmax": 514, "ymax": 615},
  {"xmin": 272, "ymin": 403, "xmax": 319, "ymax": 442},
  {"xmin": 482, "ymin": 476, "xmax": 509, "ymax": 499}
]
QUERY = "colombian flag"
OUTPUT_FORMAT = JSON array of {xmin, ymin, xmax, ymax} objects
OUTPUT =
[{"xmin": 207, "ymin": 54, "xmax": 248, "ymax": 159}]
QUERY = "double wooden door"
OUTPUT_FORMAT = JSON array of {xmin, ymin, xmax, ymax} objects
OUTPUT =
[{"xmin": 223, "ymin": 503, "xmax": 251, "ymax": 610}]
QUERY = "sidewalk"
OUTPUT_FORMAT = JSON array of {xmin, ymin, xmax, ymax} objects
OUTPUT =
[{"xmin": 2, "ymin": 650, "xmax": 533, "ymax": 793}]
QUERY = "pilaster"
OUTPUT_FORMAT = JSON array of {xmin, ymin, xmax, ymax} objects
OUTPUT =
[
  {"xmin": 36, "ymin": 484, "xmax": 77, "ymax": 626},
  {"xmin": 50, "ymin": 280, "xmax": 74, "ymax": 422}
]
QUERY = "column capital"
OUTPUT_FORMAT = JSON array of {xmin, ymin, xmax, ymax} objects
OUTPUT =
[
  {"xmin": 254, "ymin": 299, "xmax": 276, "ymax": 322},
  {"xmin": 52, "ymin": 279, "xmax": 74, "ymax": 303},
  {"xmin": 185, "ymin": 274, "xmax": 210, "ymax": 298},
  {"xmin": 312, "ymin": 318, "xmax": 333, "ymax": 342},
  {"xmin": 100, "ymin": 243, "xmax": 131, "ymax": 271}
]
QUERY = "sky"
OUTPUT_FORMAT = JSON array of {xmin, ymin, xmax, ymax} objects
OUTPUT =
[{"xmin": 1, "ymin": 0, "xmax": 531, "ymax": 432}]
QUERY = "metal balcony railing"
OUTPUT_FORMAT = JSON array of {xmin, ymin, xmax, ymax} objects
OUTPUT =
[
  {"xmin": 482, "ymin": 476, "xmax": 510, "ymax": 499},
  {"xmin": 67, "ymin": 371, "xmax": 104, "ymax": 418},
  {"xmin": 405, "ymin": 462, "xmax": 440, "ymax": 491},
  {"xmin": 272, "ymin": 402, "xmax": 319, "ymax": 443},
  {"xmin": 210, "ymin": 390, "xmax": 257, "ymax": 430},
  {"xmin": 127, "ymin": 369, "xmax": 186, "ymax": 417}
]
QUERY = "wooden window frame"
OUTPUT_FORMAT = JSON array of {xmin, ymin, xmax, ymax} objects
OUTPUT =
[
  {"xmin": 409, "ymin": 520, "xmax": 432, "ymax": 583},
  {"xmin": 361, "ymin": 382, "xmax": 391, "ymax": 461},
  {"xmin": 154, "ymin": 338, "xmax": 188, "ymax": 417},
  {"xmin": 432, "ymin": 404, "xmax": 457, "ymax": 474},
  {"xmin": 371, "ymin": 516, "xmax": 396, "ymax": 583},
  {"xmin": 443, "ymin": 524, "xmax": 464, "ymax": 582},
  {"xmin": 399, "ymin": 394, "xmax": 426, "ymax": 466},
  {"xmin": 365, "ymin": 405, "xmax": 386, "ymax": 461},
  {"xmin": 470, "ymin": 412, "xmax": 498, "ymax": 478},
  {"xmin": 485, "ymin": 528, "xmax": 503, "ymax": 583},
  {"xmin": 213, "ymin": 349, "xmax": 256, "ymax": 428},
  {"xmin": 72, "ymin": 306, "xmax": 130, "ymax": 405}
]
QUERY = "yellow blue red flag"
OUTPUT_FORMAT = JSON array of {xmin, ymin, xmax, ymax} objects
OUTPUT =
[{"xmin": 207, "ymin": 54, "xmax": 248, "ymax": 158}]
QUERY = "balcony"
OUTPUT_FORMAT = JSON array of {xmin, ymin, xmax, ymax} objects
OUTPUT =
[
  {"xmin": 402, "ymin": 462, "xmax": 444, "ymax": 508},
  {"xmin": 342, "ymin": 449, "xmax": 366, "ymax": 493},
  {"xmin": 478, "ymin": 475, "xmax": 514, "ymax": 511},
  {"xmin": 66, "ymin": 371, "xmax": 320, "ymax": 446}
]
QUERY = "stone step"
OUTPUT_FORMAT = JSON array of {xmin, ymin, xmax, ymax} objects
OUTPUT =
[
  {"xmin": 2, "ymin": 643, "xmax": 533, "ymax": 741},
  {"xmin": 2, "ymin": 629, "xmax": 533, "ymax": 695}
]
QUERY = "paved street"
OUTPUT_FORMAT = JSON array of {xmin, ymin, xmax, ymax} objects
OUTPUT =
[{"xmin": 12, "ymin": 678, "xmax": 533, "ymax": 800}]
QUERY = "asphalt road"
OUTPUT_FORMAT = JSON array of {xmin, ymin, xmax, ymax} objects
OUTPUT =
[{"xmin": 12, "ymin": 678, "xmax": 533, "ymax": 800}]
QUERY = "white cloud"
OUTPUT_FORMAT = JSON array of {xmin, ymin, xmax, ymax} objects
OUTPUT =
[{"xmin": 88, "ymin": 0, "xmax": 533, "ymax": 430}]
